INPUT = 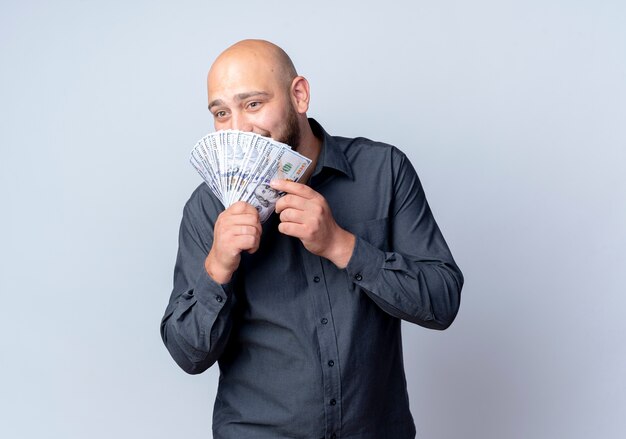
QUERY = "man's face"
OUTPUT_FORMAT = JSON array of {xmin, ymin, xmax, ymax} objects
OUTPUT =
[{"xmin": 207, "ymin": 53, "xmax": 301, "ymax": 148}]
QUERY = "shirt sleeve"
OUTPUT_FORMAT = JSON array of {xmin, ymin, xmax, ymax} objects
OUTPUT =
[
  {"xmin": 160, "ymin": 187, "xmax": 236, "ymax": 374},
  {"xmin": 345, "ymin": 149, "xmax": 464, "ymax": 330}
]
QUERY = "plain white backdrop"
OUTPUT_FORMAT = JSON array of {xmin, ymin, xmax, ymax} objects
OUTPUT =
[{"xmin": 1, "ymin": 1, "xmax": 625, "ymax": 438}]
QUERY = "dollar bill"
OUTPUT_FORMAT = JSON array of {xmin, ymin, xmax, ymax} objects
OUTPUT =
[{"xmin": 189, "ymin": 130, "xmax": 312, "ymax": 223}]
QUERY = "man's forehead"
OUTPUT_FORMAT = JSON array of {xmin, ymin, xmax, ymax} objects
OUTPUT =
[
  {"xmin": 208, "ymin": 63, "xmax": 278, "ymax": 99},
  {"xmin": 207, "ymin": 43, "xmax": 294, "ymax": 101}
]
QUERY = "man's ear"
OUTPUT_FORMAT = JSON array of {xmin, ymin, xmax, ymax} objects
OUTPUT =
[{"xmin": 290, "ymin": 76, "xmax": 310, "ymax": 114}]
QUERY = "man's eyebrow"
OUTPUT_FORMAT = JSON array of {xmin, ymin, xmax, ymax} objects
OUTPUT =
[
  {"xmin": 208, "ymin": 99, "xmax": 224, "ymax": 111},
  {"xmin": 234, "ymin": 91, "xmax": 270, "ymax": 101},
  {"xmin": 208, "ymin": 92, "xmax": 271, "ymax": 111}
]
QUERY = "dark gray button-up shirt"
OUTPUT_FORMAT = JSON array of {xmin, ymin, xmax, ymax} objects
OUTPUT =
[{"xmin": 161, "ymin": 119, "xmax": 463, "ymax": 439}]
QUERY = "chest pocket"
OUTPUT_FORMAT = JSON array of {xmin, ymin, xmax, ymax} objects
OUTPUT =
[{"xmin": 343, "ymin": 217, "xmax": 389, "ymax": 251}]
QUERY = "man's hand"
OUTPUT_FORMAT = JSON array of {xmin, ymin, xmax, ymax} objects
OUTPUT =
[
  {"xmin": 205, "ymin": 201, "xmax": 262, "ymax": 284},
  {"xmin": 271, "ymin": 179, "xmax": 355, "ymax": 268}
]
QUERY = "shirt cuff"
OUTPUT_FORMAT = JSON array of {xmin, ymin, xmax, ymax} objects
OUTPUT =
[
  {"xmin": 192, "ymin": 267, "xmax": 234, "ymax": 311},
  {"xmin": 345, "ymin": 234, "xmax": 384, "ymax": 291}
]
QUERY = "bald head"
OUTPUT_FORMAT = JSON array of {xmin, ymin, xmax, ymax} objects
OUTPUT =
[
  {"xmin": 205, "ymin": 39, "xmax": 319, "ymax": 156},
  {"xmin": 208, "ymin": 39, "xmax": 297, "ymax": 94}
]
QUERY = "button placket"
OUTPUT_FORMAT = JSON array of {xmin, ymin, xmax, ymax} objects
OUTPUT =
[{"xmin": 301, "ymin": 251, "xmax": 342, "ymax": 437}]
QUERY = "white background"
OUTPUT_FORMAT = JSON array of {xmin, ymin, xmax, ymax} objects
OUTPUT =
[{"xmin": 1, "ymin": 1, "xmax": 625, "ymax": 438}]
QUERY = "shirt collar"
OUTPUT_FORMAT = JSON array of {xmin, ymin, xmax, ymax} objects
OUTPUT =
[{"xmin": 308, "ymin": 118, "xmax": 354, "ymax": 180}]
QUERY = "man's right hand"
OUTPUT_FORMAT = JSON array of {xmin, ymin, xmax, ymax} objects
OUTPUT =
[{"xmin": 205, "ymin": 201, "xmax": 262, "ymax": 284}]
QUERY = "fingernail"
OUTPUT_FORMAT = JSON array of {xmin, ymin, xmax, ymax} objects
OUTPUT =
[{"xmin": 269, "ymin": 180, "xmax": 280, "ymax": 188}]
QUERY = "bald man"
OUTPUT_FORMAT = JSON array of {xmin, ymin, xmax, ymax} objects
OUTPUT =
[{"xmin": 161, "ymin": 40, "xmax": 463, "ymax": 439}]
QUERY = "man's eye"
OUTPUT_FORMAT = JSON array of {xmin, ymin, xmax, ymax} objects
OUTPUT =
[
  {"xmin": 215, "ymin": 111, "xmax": 226, "ymax": 118},
  {"xmin": 247, "ymin": 101, "xmax": 261, "ymax": 109}
]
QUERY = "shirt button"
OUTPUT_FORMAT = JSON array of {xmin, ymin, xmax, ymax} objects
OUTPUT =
[
  {"xmin": 354, "ymin": 273, "xmax": 363, "ymax": 281},
  {"xmin": 330, "ymin": 399, "xmax": 336, "ymax": 406},
  {"xmin": 215, "ymin": 295, "xmax": 223, "ymax": 303},
  {"xmin": 321, "ymin": 318, "xmax": 328, "ymax": 325},
  {"xmin": 328, "ymin": 360, "xmax": 334, "ymax": 367},
  {"xmin": 313, "ymin": 276, "xmax": 320, "ymax": 283}
]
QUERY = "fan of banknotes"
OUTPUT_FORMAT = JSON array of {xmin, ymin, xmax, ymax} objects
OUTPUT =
[{"xmin": 190, "ymin": 130, "xmax": 312, "ymax": 223}]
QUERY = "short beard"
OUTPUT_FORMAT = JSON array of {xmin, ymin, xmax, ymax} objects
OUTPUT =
[{"xmin": 278, "ymin": 106, "xmax": 301, "ymax": 150}]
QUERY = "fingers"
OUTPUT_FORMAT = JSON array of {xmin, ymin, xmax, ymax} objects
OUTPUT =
[
  {"xmin": 270, "ymin": 179, "xmax": 318, "ymax": 199},
  {"xmin": 277, "ymin": 221, "xmax": 305, "ymax": 239},
  {"xmin": 278, "ymin": 207, "xmax": 308, "ymax": 225},
  {"xmin": 231, "ymin": 234, "xmax": 260, "ymax": 254},
  {"xmin": 212, "ymin": 202, "xmax": 261, "ymax": 256},
  {"xmin": 220, "ymin": 202, "xmax": 262, "ymax": 234},
  {"xmin": 275, "ymin": 193, "xmax": 309, "ymax": 214},
  {"xmin": 228, "ymin": 200, "xmax": 260, "ymax": 216},
  {"xmin": 206, "ymin": 202, "xmax": 263, "ymax": 283},
  {"xmin": 220, "ymin": 213, "xmax": 262, "ymax": 233}
]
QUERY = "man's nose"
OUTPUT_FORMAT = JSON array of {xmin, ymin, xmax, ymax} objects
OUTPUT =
[{"xmin": 229, "ymin": 112, "xmax": 252, "ymax": 132}]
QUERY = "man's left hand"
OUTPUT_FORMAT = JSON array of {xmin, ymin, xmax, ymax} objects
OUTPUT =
[{"xmin": 271, "ymin": 179, "xmax": 355, "ymax": 269}]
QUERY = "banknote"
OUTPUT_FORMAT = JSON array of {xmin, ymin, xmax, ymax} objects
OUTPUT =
[{"xmin": 190, "ymin": 130, "xmax": 312, "ymax": 223}]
